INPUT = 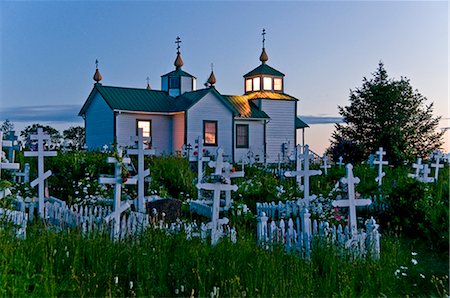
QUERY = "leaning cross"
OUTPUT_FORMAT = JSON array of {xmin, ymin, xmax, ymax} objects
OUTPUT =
[
  {"xmin": 285, "ymin": 144, "xmax": 322, "ymax": 207},
  {"xmin": 320, "ymin": 154, "xmax": 331, "ymax": 175},
  {"xmin": 99, "ymin": 149, "xmax": 137, "ymax": 239},
  {"xmin": 23, "ymin": 128, "xmax": 57, "ymax": 218},
  {"xmin": 332, "ymin": 164, "xmax": 372, "ymax": 235},
  {"xmin": 0, "ymin": 132, "xmax": 20, "ymax": 179},
  {"xmin": 408, "ymin": 158, "xmax": 424, "ymax": 179},
  {"xmin": 374, "ymin": 147, "xmax": 388, "ymax": 186},
  {"xmin": 430, "ymin": 152, "xmax": 444, "ymax": 182},
  {"xmin": 127, "ymin": 128, "xmax": 155, "ymax": 213}
]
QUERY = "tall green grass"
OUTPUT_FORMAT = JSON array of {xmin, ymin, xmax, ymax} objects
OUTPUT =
[{"xmin": 1, "ymin": 223, "xmax": 447, "ymax": 297}]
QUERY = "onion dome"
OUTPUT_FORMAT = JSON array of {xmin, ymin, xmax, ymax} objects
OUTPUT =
[
  {"xmin": 174, "ymin": 52, "xmax": 184, "ymax": 69},
  {"xmin": 93, "ymin": 59, "xmax": 102, "ymax": 83},
  {"xmin": 260, "ymin": 48, "xmax": 268, "ymax": 64},
  {"xmin": 207, "ymin": 70, "xmax": 216, "ymax": 86}
]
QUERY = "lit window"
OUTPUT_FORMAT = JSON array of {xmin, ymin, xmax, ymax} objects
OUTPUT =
[
  {"xmin": 137, "ymin": 120, "xmax": 152, "ymax": 146},
  {"xmin": 236, "ymin": 124, "xmax": 249, "ymax": 148},
  {"xmin": 203, "ymin": 120, "xmax": 217, "ymax": 146},
  {"xmin": 263, "ymin": 77, "xmax": 272, "ymax": 90},
  {"xmin": 169, "ymin": 77, "xmax": 180, "ymax": 89},
  {"xmin": 253, "ymin": 77, "xmax": 260, "ymax": 91},
  {"xmin": 274, "ymin": 78, "xmax": 282, "ymax": 91},
  {"xmin": 245, "ymin": 79, "xmax": 252, "ymax": 92}
]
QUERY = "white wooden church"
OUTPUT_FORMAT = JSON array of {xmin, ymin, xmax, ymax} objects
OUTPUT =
[{"xmin": 79, "ymin": 33, "xmax": 308, "ymax": 163}]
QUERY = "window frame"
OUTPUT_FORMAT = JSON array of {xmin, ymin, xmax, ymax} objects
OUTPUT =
[
  {"xmin": 263, "ymin": 77, "xmax": 273, "ymax": 91},
  {"xmin": 169, "ymin": 76, "xmax": 180, "ymax": 89},
  {"xmin": 136, "ymin": 119, "xmax": 152, "ymax": 146},
  {"xmin": 203, "ymin": 120, "xmax": 218, "ymax": 146},
  {"xmin": 274, "ymin": 78, "xmax": 283, "ymax": 91},
  {"xmin": 235, "ymin": 124, "xmax": 249, "ymax": 148}
]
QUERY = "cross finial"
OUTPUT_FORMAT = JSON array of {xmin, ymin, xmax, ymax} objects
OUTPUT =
[
  {"xmin": 95, "ymin": 59, "xmax": 99, "ymax": 69},
  {"xmin": 175, "ymin": 36, "xmax": 182, "ymax": 53},
  {"xmin": 211, "ymin": 63, "xmax": 214, "ymax": 72},
  {"xmin": 146, "ymin": 76, "xmax": 150, "ymax": 85},
  {"xmin": 262, "ymin": 29, "xmax": 266, "ymax": 48}
]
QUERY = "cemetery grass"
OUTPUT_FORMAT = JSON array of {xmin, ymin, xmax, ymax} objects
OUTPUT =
[{"xmin": 1, "ymin": 223, "xmax": 448, "ymax": 297}]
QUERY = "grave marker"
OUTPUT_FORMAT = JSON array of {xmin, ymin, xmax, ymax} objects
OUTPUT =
[
  {"xmin": 23, "ymin": 128, "xmax": 57, "ymax": 217},
  {"xmin": 320, "ymin": 154, "xmax": 331, "ymax": 175},
  {"xmin": 332, "ymin": 164, "xmax": 372, "ymax": 235},
  {"xmin": 408, "ymin": 158, "xmax": 424, "ymax": 179},
  {"xmin": 284, "ymin": 145, "xmax": 322, "ymax": 207},
  {"xmin": 0, "ymin": 132, "xmax": 20, "ymax": 179},
  {"xmin": 127, "ymin": 128, "xmax": 155, "ymax": 212},
  {"xmin": 190, "ymin": 137, "xmax": 210, "ymax": 199},
  {"xmin": 430, "ymin": 152, "xmax": 444, "ymax": 181},
  {"xmin": 337, "ymin": 156, "xmax": 344, "ymax": 168},
  {"xmin": 99, "ymin": 149, "xmax": 137, "ymax": 239},
  {"xmin": 374, "ymin": 147, "xmax": 388, "ymax": 186}
]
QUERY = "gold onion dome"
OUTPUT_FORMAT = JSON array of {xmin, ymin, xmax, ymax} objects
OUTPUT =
[
  {"xmin": 260, "ymin": 48, "xmax": 268, "ymax": 64},
  {"xmin": 174, "ymin": 52, "xmax": 184, "ymax": 69},
  {"xmin": 207, "ymin": 70, "xmax": 216, "ymax": 86},
  {"xmin": 93, "ymin": 68, "xmax": 103, "ymax": 83}
]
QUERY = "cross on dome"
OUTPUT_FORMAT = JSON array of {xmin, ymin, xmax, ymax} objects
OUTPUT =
[
  {"xmin": 260, "ymin": 29, "xmax": 269, "ymax": 64},
  {"xmin": 93, "ymin": 59, "xmax": 103, "ymax": 83}
]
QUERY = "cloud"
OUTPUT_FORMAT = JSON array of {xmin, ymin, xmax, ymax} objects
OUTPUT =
[
  {"xmin": 299, "ymin": 115, "xmax": 344, "ymax": 125},
  {"xmin": 0, "ymin": 105, "xmax": 82, "ymax": 123}
]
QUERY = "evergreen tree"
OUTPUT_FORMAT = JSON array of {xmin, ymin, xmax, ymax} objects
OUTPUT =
[
  {"xmin": 63, "ymin": 126, "xmax": 85, "ymax": 150},
  {"xmin": 21, "ymin": 124, "xmax": 62, "ymax": 149},
  {"xmin": 329, "ymin": 62, "xmax": 443, "ymax": 165}
]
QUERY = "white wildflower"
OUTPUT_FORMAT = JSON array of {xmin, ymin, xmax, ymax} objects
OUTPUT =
[
  {"xmin": 114, "ymin": 276, "xmax": 119, "ymax": 284},
  {"xmin": 411, "ymin": 251, "xmax": 418, "ymax": 256},
  {"xmin": 402, "ymin": 272, "xmax": 407, "ymax": 276},
  {"xmin": 420, "ymin": 273, "xmax": 426, "ymax": 279},
  {"xmin": 175, "ymin": 289, "xmax": 179, "ymax": 295},
  {"xmin": 129, "ymin": 281, "xmax": 133, "ymax": 289},
  {"xmin": 180, "ymin": 285, "xmax": 185, "ymax": 292},
  {"xmin": 411, "ymin": 258, "xmax": 418, "ymax": 265}
]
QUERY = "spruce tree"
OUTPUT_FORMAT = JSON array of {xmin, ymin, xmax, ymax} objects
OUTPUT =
[{"xmin": 330, "ymin": 62, "xmax": 443, "ymax": 165}]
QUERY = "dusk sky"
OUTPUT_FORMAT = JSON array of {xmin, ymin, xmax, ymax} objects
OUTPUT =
[{"xmin": 0, "ymin": 1, "xmax": 448, "ymax": 154}]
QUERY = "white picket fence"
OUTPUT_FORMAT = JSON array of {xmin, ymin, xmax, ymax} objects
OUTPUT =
[
  {"xmin": 257, "ymin": 209, "xmax": 380, "ymax": 259},
  {"xmin": 0, "ymin": 207, "xmax": 28, "ymax": 239}
]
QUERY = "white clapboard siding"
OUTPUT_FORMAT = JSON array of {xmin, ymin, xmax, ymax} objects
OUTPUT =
[
  {"xmin": 181, "ymin": 76, "xmax": 196, "ymax": 93},
  {"xmin": 85, "ymin": 92, "xmax": 115, "ymax": 149},
  {"xmin": 234, "ymin": 120, "xmax": 265, "ymax": 163},
  {"xmin": 259, "ymin": 99, "xmax": 296, "ymax": 163},
  {"xmin": 172, "ymin": 113, "xmax": 185, "ymax": 153},
  {"xmin": 116, "ymin": 113, "xmax": 173, "ymax": 154},
  {"xmin": 186, "ymin": 91, "xmax": 233, "ymax": 158}
]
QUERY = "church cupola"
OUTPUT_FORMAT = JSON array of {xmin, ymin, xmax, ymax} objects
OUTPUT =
[
  {"xmin": 243, "ymin": 29, "xmax": 285, "ymax": 94},
  {"xmin": 206, "ymin": 63, "xmax": 217, "ymax": 87},
  {"xmin": 161, "ymin": 36, "xmax": 197, "ymax": 97}
]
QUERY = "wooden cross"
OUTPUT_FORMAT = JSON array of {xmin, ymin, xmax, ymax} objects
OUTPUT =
[
  {"xmin": 99, "ymin": 149, "xmax": 137, "ymax": 239},
  {"xmin": 127, "ymin": 128, "xmax": 155, "ymax": 213},
  {"xmin": 374, "ymin": 147, "xmax": 388, "ymax": 186},
  {"xmin": 102, "ymin": 144, "xmax": 109, "ymax": 152},
  {"xmin": 430, "ymin": 152, "xmax": 444, "ymax": 181},
  {"xmin": 0, "ymin": 132, "xmax": 20, "ymax": 179},
  {"xmin": 320, "ymin": 154, "xmax": 331, "ymax": 175},
  {"xmin": 419, "ymin": 165, "xmax": 434, "ymax": 183},
  {"xmin": 408, "ymin": 158, "xmax": 423, "ymax": 179},
  {"xmin": 332, "ymin": 164, "xmax": 372, "ymax": 235},
  {"xmin": 175, "ymin": 36, "xmax": 182, "ymax": 52},
  {"xmin": 190, "ymin": 137, "xmax": 210, "ymax": 199},
  {"xmin": 337, "ymin": 156, "xmax": 344, "ymax": 168},
  {"xmin": 23, "ymin": 128, "xmax": 57, "ymax": 218},
  {"xmin": 5, "ymin": 131, "xmax": 20, "ymax": 163},
  {"xmin": 262, "ymin": 28, "xmax": 266, "ymax": 47},
  {"xmin": 284, "ymin": 145, "xmax": 322, "ymax": 207},
  {"xmin": 223, "ymin": 160, "xmax": 245, "ymax": 210}
]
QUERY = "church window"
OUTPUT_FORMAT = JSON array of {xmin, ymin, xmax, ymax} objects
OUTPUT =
[
  {"xmin": 169, "ymin": 77, "xmax": 180, "ymax": 89},
  {"xmin": 136, "ymin": 120, "xmax": 152, "ymax": 146},
  {"xmin": 263, "ymin": 77, "xmax": 272, "ymax": 90},
  {"xmin": 274, "ymin": 78, "xmax": 282, "ymax": 91},
  {"xmin": 203, "ymin": 120, "xmax": 218, "ymax": 146},
  {"xmin": 236, "ymin": 124, "xmax": 249, "ymax": 148},
  {"xmin": 245, "ymin": 79, "xmax": 252, "ymax": 92},
  {"xmin": 253, "ymin": 77, "xmax": 260, "ymax": 91}
]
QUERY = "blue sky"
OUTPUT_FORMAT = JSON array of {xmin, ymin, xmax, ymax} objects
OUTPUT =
[{"xmin": 0, "ymin": 1, "xmax": 448, "ymax": 154}]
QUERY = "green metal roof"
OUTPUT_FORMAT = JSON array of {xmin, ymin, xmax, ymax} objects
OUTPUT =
[
  {"xmin": 161, "ymin": 68, "xmax": 196, "ymax": 79},
  {"xmin": 222, "ymin": 95, "xmax": 270, "ymax": 119},
  {"xmin": 174, "ymin": 87, "xmax": 239, "ymax": 115},
  {"xmin": 79, "ymin": 84, "xmax": 175, "ymax": 115},
  {"xmin": 243, "ymin": 63, "xmax": 285, "ymax": 78},
  {"xmin": 243, "ymin": 91, "xmax": 298, "ymax": 101},
  {"xmin": 296, "ymin": 117, "xmax": 309, "ymax": 129}
]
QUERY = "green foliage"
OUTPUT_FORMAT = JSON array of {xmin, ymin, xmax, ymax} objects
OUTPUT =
[
  {"xmin": 0, "ymin": 224, "xmax": 447, "ymax": 297},
  {"xmin": 147, "ymin": 156, "xmax": 196, "ymax": 200},
  {"xmin": 330, "ymin": 62, "xmax": 443, "ymax": 165},
  {"xmin": 62, "ymin": 126, "xmax": 85, "ymax": 150},
  {"xmin": 20, "ymin": 123, "xmax": 62, "ymax": 149},
  {"xmin": 0, "ymin": 119, "xmax": 14, "ymax": 135}
]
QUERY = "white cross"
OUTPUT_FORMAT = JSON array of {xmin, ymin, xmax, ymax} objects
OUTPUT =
[
  {"xmin": 208, "ymin": 148, "xmax": 230, "ymax": 175},
  {"xmin": 190, "ymin": 137, "xmax": 210, "ymax": 199},
  {"xmin": 430, "ymin": 153, "xmax": 444, "ymax": 181},
  {"xmin": 337, "ymin": 156, "xmax": 344, "ymax": 168},
  {"xmin": 223, "ymin": 160, "xmax": 245, "ymax": 210},
  {"xmin": 23, "ymin": 128, "xmax": 57, "ymax": 218},
  {"xmin": 196, "ymin": 181, "xmax": 238, "ymax": 245},
  {"xmin": 374, "ymin": 147, "xmax": 388, "ymax": 186},
  {"xmin": 284, "ymin": 145, "xmax": 322, "ymax": 207},
  {"xmin": 127, "ymin": 128, "xmax": 155, "ymax": 213},
  {"xmin": 408, "ymin": 158, "xmax": 424, "ymax": 179},
  {"xmin": 320, "ymin": 154, "xmax": 331, "ymax": 175},
  {"xmin": 0, "ymin": 132, "xmax": 20, "ymax": 179},
  {"xmin": 99, "ymin": 149, "xmax": 137, "ymax": 239},
  {"xmin": 419, "ymin": 165, "xmax": 434, "ymax": 183},
  {"xmin": 332, "ymin": 164, "xmax": 372, "ymax": 235}
]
